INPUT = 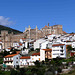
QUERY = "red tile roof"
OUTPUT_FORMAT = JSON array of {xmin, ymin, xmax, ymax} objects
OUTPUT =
[
  {"xmin": 4, "ymin": 54, "xmax": 18, "ymax": 58},
  {"xmin": 70, "ymin": 52, "xmax": 75, "ymax": 57},
  {"xmin": 20, "ymin": 56, "xmax": 30, "ymax": 59},
  {"xmin": 7, "ymin": 48, "xmax": 11, "ymax": 49},
  {"xmin": 42, "ymin": 49, "xmax": 52, "ymax": 51},
  {"xmin": 63, "ymin": 31, "xmax": 67, "ymax": 34},
  {"xmin": 52, "ymin": 44, "xmax": 65, "ymax": 47},
  {"xmin": 47, "ymin": 34, "xmax": 52, "ymax": 35},
  {"xmin": 32, "ymin": 52, "xmax": 40, "ymax": 56},
  {"xmin": 66, "ymin": 40, "xmax": 71, "ymax": 42},
  {"xmin": 0, "ymin": 40, "xmax": 2, "ymax": 42},
  {"xmin": 19, "ymin": 43, "xmax": 22, "ymax": 46},
  {"xmin": 45, "ymin": 25, "xmax": 48, "ymax": 27},
  {"xmin": 16, "ymin": 51, "xmax": 20, "ymax": 54}
]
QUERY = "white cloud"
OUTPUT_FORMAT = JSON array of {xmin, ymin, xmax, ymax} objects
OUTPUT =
[{"xmin": 0, "ymin": 16, "xmax": 13, "ymax": 26}]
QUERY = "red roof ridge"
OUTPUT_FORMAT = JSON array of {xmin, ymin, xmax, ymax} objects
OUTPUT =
[
  {"xmin": 42, "ymin": 49, "xmax": 52, "ymax": 51},
  {"xmin": 19, "ymin": 43, "xmax": 22, "ymax": 46},
  {"xmin": 20, "ymin": 56, "xmax": 30, "ymax": 59},
  {"xmin": 47, "ymin": 34, "xmax": 52, "ymax": 35},
  {"xmin": 45, "ymin": 25, "xmax": 48, "ymax": 27},
  {"xmin": 0, "ymin": 40, "xmax": 2, "ymax": 42},
  {"xmin": 16, "ymin": 51, "xmax": 20, "ymax": 54},
  {"xmin": 52, "ymin": 44, "xmax": 65, "ymax": 46},
  {"xmin": 7, "ymin": 48, "xmax": 11, "ymax": 49},
  {"xmin": 63, "ymin": 31, "xmax": 67, "ymax": 34},
  {"xmin": 32, "ymin": 52, "xmax": 40, "ymax": 56}
]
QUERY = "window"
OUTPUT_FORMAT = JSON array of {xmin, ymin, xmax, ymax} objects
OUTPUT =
[
  {"xmin": 11, "ymin": 61, "xmax": 12, "ymax": 64},
  {"xmin": 53, "ymin": 53, "xmax": 59, "ymax": 55},
  {"xmin": 16, "ymin": 57, "xmax": 18, "ymax": 59},
  {"xmin": 8, "ymin": 58, "xmax": 9, "ymax": 60},
  {"xmin": 10, "ymin": 58, "xmax": 12, "ymax": 60},
  {"xmin": 61, "ymin": 46, "xmax": 63, "ymax": 49},
  {"xmin": 53, "ymin": 50, "xmax": 59, "ymax": 51},
  {"xmin": 46, "ymin": 44, "xmax": 48, "ymax": 48},
  {"xmin": 60, "ymin": 50, "xmax": 63, "ymax": 52},
  {"xmin": 39, "ymin": 44, "xmax": 41, "ymax": 48},
  {"xmin": 39, "ymin": 58, "xmax": 40, "ymax": 61},
  {"xmin": 60, "ymin": 54, "xmax": 64, "ymax": 55},
  {"xmin": 16, "ymin": 61, "xmax": 18, "ymax": 63},
  {"xmin": 5, "ymin": 58, "xmax": 7, "ymax": 60},
  {"xmin": 50, "ymin": 55, "xmax": 51, "ymax": 57}
]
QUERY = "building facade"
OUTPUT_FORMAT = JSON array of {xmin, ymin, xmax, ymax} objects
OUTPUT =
[
  {"xmin": 0, "ymin": 24, "xmax": 65, "ymax": 49},
  {"xmin": 24, "ymin": 24, "xmax": 64, "ymax": 40}
]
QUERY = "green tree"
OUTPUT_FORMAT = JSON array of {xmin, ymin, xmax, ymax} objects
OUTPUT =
[
  {"xmin": 10, "ymin": 69, "xmax": 18, "ymax": 75},
  {"xmin": 3, "ymin": 50, "xmax": 10, "ymax": 56},
  {"xmin": 67, "ymin": 45, "xmax": 72, "ymax": 51},
  {"xmin": 34, "ymin": 60, "xmax": 40, "ymax": 67}
]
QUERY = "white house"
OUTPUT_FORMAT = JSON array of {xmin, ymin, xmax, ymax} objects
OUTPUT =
[
  {"xmin": 52, "ymin": 44, "xmax": 66, "ymax": 58},
  {"xmin": 34, "ymin": 38, "xmax": 46, "ymax": 50},
  {"xmin": 40, "ymin": 49, "xmax": 52, "ymax": 61},
  {"xmin": 20, "ymin": 52, "xmax": 40, "ymax": 67},
  {"xmin": 31, "ymin": 52, "xmax": 40, "ymax": 62},
  {"xmin": 20, "ymin": 56, "xmax": 31, "ymax": 67},
  {"xmin": 21, "ymin": 48, "xmax": 29, "ymax": 55},
  {"xmin": 72, "ymin": 42, "xmax": 75, "ymax": 48},
  {"xmin": 40, "ymin": 40, "xmax": 52, "ymax": 49},
  {"xmin": 0, "ymin": 40, "xmax": 2, "ymax": 52},
  {"xmin": 6, "ymin": 47, "xmax": 12, "ymax": 52},
  {"xmin": 4, "ymin": 54, "xmax": 21, "ymax": 68},
  {"xmin": 40, "ymin": 44, "xmax": 66, "ymax": 61}
]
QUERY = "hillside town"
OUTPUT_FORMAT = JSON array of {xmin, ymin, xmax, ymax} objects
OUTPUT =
[{"xmin": 0, "ymin": 24, "xmax": 74, "ymax": 75}]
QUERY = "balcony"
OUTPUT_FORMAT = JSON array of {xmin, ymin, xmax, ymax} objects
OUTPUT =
[{"xmin": 4, "ymin": 60, "xmax": 13, "ymax": 63}]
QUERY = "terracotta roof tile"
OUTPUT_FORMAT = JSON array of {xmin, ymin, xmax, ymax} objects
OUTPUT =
[
  {"xmin": 45, "ymin": 25, "xmax": 48, "ymax": 27},
  {"xmin": 42, "ymin": 49, "xmax": 52, "ymax": 51},
  {"xmin": 0, "ymin": 40, "xmax": 2, "ymax": 42},
  {"xmin": 16, "ymin": 51, "xmax": 20, "ymax": 54},
  {"xmin": 47, "ymin": 34, "xmax": 52, "ymax": 35},
  {"xmin": 63, "ymin": 31, "xmax": 67, "ymax": 34},
  {"xmin": 66, "ymin": 40, "xmax": 71, "ymax": 42},
  {"xmin": 19, "ymin": 43, "xmax": 22, "ymax": 46},
  {"xmin": 20, "ymin": 56, "xmax": 30, "ymax": 59},
  {"xmin": 7, "ymin": 48, "xmax": 11, "ymax": 49},
  {"xmin": 32, "ymin": 52, "xmax": 40, "ymax": 56},
  {"xmin": 52, "ymin": 44, "xmax": 65, "ymax": 47}
]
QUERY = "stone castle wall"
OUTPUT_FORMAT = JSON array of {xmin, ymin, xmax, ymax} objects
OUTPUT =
[
  {"xmin": 24, "ymin": 24, "xmax": 64, "ymax": 39},
  {"xmin": 0, "ymin": 24, "xmax": 64, "ymax": 49}
]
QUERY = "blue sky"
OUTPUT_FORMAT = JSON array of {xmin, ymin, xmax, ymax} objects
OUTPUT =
[{"xmin": 0, "ymin": 0, "xmax": 75, "ymax": 33}]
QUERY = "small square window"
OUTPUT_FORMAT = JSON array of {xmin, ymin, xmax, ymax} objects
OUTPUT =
[
  {"xmin": 16, "ymin": 57, "xmax": 18, "ymax": 59},
  {"xmin": 16, "ymin": 61, "xmax": 18, "ymax": 63}
]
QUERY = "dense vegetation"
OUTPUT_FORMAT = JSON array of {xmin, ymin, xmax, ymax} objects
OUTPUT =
[
  {"xmin": 0, "ymin": 25, "xmax": 22, "ymax": 34},
  {"xmin": 0, "ymin": 45, "xmax": 75, "ymax": 75},
  {"xmin": 0, "ymin": 56, "xmax": 75, "ymax": 75}
]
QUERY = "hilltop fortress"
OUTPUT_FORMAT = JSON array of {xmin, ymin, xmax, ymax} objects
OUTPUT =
[
  {"xmin": 0, "ymin": 24, "xmax": 66, "ymax": 49},
  {"xmin": 24, "ymin": 24, "xmax": 65, "ymax": 39}
]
